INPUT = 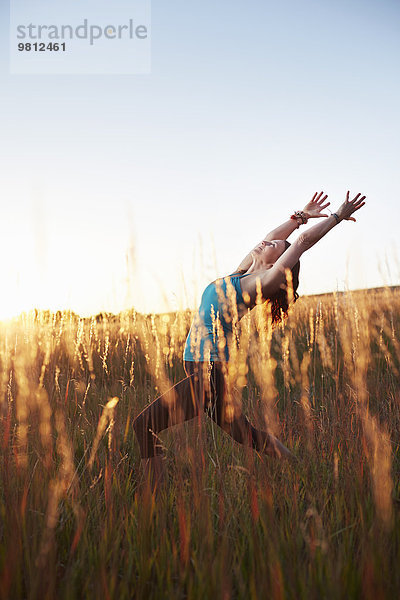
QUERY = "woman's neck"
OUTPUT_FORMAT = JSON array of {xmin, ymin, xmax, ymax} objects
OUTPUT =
[{"xmin": 246, "ymin": 258, "xmax": 273, "ymax": 275}]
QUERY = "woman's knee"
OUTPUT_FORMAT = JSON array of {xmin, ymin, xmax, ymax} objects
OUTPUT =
[
  {"xmin": 133, "ymin": 377, "xmax": 197, "ymax": 439},
  {"xmin": 133, "ymin": 400, "xmax": 168, "ymax": 439}
]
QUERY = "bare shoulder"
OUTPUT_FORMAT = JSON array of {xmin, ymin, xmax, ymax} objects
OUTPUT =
[
  {"xmin": 239, "ymin": 272, "xmax": 266, "ymax": 307},
  {"xmin": 240, "ymin": 268, "xmax": 290, "ymax": 306},
  {"xmin": 228, "ymin": 269, "xmax": 247, "ymax": 277}
]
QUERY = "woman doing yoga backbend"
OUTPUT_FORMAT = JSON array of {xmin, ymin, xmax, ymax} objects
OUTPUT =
[{"xmin": 133, "ymin": 191, "xmax": 366, "ymax": 488}]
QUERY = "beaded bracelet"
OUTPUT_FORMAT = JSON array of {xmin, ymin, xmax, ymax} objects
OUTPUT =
[{"xmin": 290, "ymin": 211, "xmax": 308, "ymax": 226}]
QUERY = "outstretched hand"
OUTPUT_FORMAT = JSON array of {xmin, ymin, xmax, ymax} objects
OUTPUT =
[
  {"xmin": 336, "ymin": 191, "xmax": 366, "ymax": 222},
  {"xmin": 303, "ymin": 191, "xmax": 330, "ymax": 219}
]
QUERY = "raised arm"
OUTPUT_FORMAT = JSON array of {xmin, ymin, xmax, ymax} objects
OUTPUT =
[
  {"xmin": 260, "ymin": 191, "xmax": 366, "ymax": 299},
  {"xmin": 235, "ymin": 192, "xmax": 330, "ymax": 272}
]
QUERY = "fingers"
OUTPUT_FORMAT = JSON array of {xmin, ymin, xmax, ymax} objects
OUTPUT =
[
  {"xmin": 311, "ymin": 191, "xmax": 328, "ymax": 204},
  {"xmin": 355, "ymin": 196, "xmax": 366, "ymax": 204},
  {"xmin": 346, "ymin": 191, "xmax": 366, "ymax": 206},
  {"xmin": 353, "ymin": 200, "xmax": 366, "ymax": 210},
  {"xmin": 347, "ymin": 191, "xmax": 365, "ymax": 203},
  {"xmin": 343, "ymin": 191, "xmax": 366, "ymax": 221},
  {"xmin": 350, "ymin": 195, "xmax": 366, "ymax": 208},
  {"xmin": 311, "ymin": 191, "xmax": 323, "ymax": 203}
]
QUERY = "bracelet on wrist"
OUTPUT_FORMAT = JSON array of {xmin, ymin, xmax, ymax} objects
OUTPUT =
[
  {"xmin": 332, "ymin": 213, "xmax": 341, "ymax": 224},
  {"xmin": 290, "ymin": 211, "xmax": 308, "ymax": 227}
]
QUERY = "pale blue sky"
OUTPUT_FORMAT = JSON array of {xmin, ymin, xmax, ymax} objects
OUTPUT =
[{"xmin": 0, "ymin": 0, "xmax": 399, "ymax": 318}]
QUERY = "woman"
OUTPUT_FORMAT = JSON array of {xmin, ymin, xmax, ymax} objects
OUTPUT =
[{"xmin": 133, "ymin": 191, "xmax": 366, "ymax": 488}]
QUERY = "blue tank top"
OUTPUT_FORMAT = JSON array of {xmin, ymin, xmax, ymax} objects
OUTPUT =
[{"xmin": 183, "ymin": 272, "xmax": 249, "ymax": 362}]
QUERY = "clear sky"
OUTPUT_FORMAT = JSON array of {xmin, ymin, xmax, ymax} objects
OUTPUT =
[{"xmin": 0, "ymin": 0, "xmax": 399, "ymax": 319}]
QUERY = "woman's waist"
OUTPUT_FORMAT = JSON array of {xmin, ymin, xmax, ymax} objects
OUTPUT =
[{"xmin": 191, "ymin": 314, "xmax": 234, "ymax": 335}]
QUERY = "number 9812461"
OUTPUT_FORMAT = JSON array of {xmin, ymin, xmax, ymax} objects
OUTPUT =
[{"xmin": 18, "ymin": 42, "xmax": 66, "ymax": 52}]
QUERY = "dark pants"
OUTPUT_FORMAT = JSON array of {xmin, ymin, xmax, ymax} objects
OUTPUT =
[{"xmin": 133, "ymin": 361, "xmax": 274, "ymax": 458}]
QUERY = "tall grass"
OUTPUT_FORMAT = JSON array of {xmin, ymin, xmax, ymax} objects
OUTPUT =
[{"xmin": 0, "ymin": 288, "xmax": 399, "ymax": 599}]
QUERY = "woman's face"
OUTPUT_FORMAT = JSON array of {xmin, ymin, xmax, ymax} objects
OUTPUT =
[{"xmin": 252, "ymin": 239, "xmax": 287, "ymax": 267}]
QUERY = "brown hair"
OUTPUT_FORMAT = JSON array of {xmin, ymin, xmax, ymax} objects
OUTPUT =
[{"xmin": 269, "ymin": 241, "xmax": 300, "ymax": 325}]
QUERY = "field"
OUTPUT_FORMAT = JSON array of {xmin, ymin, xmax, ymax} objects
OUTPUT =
[{"xmin": 0, "ymin": 287, "xmax": 399, "ymax": 599}]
